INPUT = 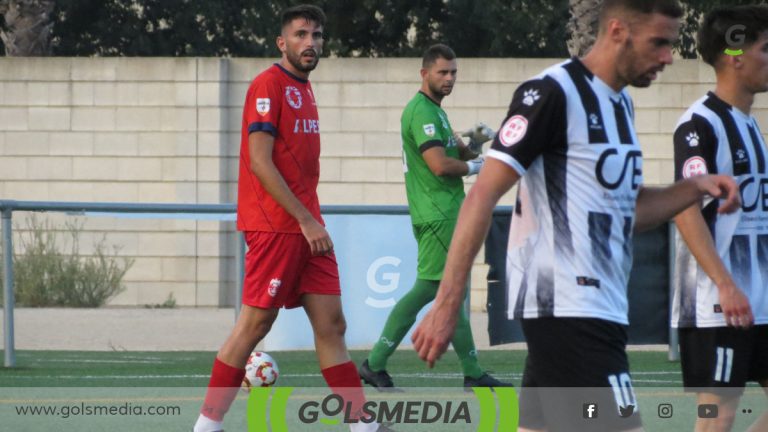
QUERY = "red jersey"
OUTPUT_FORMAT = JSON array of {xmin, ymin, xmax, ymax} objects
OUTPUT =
[{"xmin": 237, "ymin": 64, "xmax": 323, "ymax": 233}]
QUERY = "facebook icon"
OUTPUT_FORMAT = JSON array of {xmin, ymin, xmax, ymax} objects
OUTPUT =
[{"xmin": 583, "ymin": 403, "xmax": 598, "ymax": 419}]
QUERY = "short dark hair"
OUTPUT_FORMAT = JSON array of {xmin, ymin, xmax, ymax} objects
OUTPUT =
[
  {"xmin": 697, "ymin": 5, "xmax": 768, "ymax": 67},
  {"xmin": 422, "ymin": 44, "xmax": 456, "ymax": 69},
  {"xmin": 599, "ymin": 0, "xmax": 683, "ymax": 25},
  {"xmin": 281, "ymin": 4, "xmax": 326, "ymax": 29}
]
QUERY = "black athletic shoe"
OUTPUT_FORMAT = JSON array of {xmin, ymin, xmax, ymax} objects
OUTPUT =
[
  {"xmin": 464, "ymin": 372, "xmax": 514, "ymax": 389},
  {"xmin": 359, "ymin": 359, "xmax": 403, "ymax": 392}
]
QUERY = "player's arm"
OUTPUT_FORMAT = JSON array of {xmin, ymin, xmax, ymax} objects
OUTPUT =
[
  {"xmin": 248, "ymin": 132, "xmax": 332, "ymax": 256},
  {"xmin": 422, "ymin": 145, "xmax": 475, "ymax": 177},
  {"xmin": 413, "ymin": 158, "xmax": 520, "ymax": 367},
  {"xmin": 674, "ymin": 205, "xmax": 753, "ymax": 327},
  {"xmin": 670, "ymin": 115, "xmax": 752, "ymax": 327},
  {"xmin": 455, "ymin": 133, "xmax": 480, "ymax": 161},
  {"xmin": 633, "ymin": 176, "xmax": 740, "ymax": 233}
]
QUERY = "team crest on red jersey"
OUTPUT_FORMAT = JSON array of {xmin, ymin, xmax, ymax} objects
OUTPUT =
[
  {"xmin": 268, "ymin": 278, "xmax": 282, "ymax": 297},
  {"xmin": 256, "ymin": 98, "xmax": 270, "ymax": 116},
  {"xmin": 285, "ymin": 86, "xmax": 302, "ymax": 109}
]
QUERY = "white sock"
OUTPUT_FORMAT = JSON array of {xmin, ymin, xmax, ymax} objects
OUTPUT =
[
  {"xmin": 193, "ymin": 413, "xmax": 223, "ymax": 432},
  {"xmin": 350, "ymin": 421, "xmax": 380, "ymax": 432}
]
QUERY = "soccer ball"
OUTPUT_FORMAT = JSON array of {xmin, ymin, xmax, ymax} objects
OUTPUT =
[{"xmin": 242, "ymin": 351, "xmax": 279, "ymax": 391}]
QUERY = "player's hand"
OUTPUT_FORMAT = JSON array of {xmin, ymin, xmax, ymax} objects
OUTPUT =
[
  {"xmin": 718, "ymin": 281, "xmax": 754, "ymax": 328},
  {"xmin": 412, "ymin": 303, "xmax": 458, "ymax": 368},
  {"xmin": 461, "ymin": 122, "xmax": 495, "ymax": 153},
  {"xmin": 299, "ymin": 219, "xmax": 334, "ymax": 256},
  {"xmin": 466, "ymin": 156, "xmax": 485, "ymax": 177},
  {"xmin": 694, "ymin": 174, "xmax": 740, "ymax": 214}
]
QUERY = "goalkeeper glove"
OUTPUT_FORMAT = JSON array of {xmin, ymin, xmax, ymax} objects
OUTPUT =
[
  {"xmin": 461, "ymin": 122, "xmax": 496, "ymax": 153},
  {"xmin": 465, "ymin": 155, "xmax": 485, "ymax": 177}
]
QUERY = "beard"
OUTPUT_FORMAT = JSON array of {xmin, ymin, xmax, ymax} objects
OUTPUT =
[
  {"xmin": 428, "ymin": 80, "xmax": 453, "ymax": 98},
  {"xmin": 619, "ymin": 38, "xmax": 657, "ymax": 88},
  {"xmin": 286, "ymin": 48, "xmax": 320, "ymax": 73}
]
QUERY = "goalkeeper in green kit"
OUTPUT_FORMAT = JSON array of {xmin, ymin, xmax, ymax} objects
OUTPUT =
[{"xmin": 359, "ymin": 44, "xmax": 512, "ymax": 390}]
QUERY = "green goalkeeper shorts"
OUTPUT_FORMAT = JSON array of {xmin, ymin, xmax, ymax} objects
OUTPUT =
[{"xmin": 412, "ymin": 219, "xmax": 457, "ymax": 281}]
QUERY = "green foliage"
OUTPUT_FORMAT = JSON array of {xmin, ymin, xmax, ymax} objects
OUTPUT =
[
  {"xmin": 144, "ymin": 292, "xmax": 177, "ymax": 309},
  {"xmin": 5, "ymin": 216, "xmax": 133, "ymax": 307},
  {"xmin": 0, "ymin": 0, "xmax": 760, "ymax": 58},
  {"xmin": 21, "ymin": 0, "xmax": 573, "ymax": 57}
]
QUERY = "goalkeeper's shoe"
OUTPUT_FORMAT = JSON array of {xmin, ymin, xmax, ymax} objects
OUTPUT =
[
  {"xmin": 359, "ymin": 360, "xmax": 403, "ymax": 392},
  {"xmin": 464, "ymin": 372, "xmax": 514, "ymax": 390}
]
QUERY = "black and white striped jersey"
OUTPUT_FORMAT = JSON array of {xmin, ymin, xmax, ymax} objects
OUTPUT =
[
  {"xmin": 672, "ymin": 92, "xmax": 768, "ymax": 328},
  {"xmin": 488, "ymin": 58, "xmax": 642, "ymax": 325}
]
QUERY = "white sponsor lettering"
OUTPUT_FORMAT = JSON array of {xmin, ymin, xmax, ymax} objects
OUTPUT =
[{"xmin": 293, "ymin": 118, "xmax": 320, "ymax": 134}]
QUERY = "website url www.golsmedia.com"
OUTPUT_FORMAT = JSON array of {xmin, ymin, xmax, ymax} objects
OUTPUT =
[{"xmin": 14, "ymin": 402, "xmax": 181, "ymax": 418}]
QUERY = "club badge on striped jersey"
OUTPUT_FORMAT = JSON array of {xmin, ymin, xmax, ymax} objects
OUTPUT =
[
  {"xmin": 682, "ymin": 156, "xmax": 708, "ymax": 178},
  {"xmin": 256, "ymin": 98, "xmax": 270, "ymax": 116},
  {"xmin": 423, "ymin": 123, "xmax": 436, "ymax": 137},
  {"xmin": 499, "ymin": 115, "xmax": 528, "ymax": 147}
]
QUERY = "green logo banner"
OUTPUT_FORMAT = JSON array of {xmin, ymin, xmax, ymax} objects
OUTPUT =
[{"xmin": 246, "ymin": 387, "xmax": 519, "ymax": 431}]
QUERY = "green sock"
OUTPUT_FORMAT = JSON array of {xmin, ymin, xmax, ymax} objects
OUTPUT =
[
  {"xmin": 451, "ymin": 304, "xmax": 483, "ymax": 379},
  {"xmin": 367, "ymin": 279, "xmax": 439, "ymax": 371}
]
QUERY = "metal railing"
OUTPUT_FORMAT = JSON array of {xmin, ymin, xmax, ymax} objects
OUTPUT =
[{"xmin": 0, "ymin": 200, "xmax": 421, "ymax": 367}]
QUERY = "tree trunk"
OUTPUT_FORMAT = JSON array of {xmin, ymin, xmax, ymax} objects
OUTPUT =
[
  {"xmin": 0, "ymin": 0, "xmax": 54, "ymax": 56},
  {"xmin": 567, "ymin": 0, "xmax": 601, "ymax": 57}
]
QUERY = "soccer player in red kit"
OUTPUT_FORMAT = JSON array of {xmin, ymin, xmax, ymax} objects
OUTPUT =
[{"xmin": 193, "ymin": 5, "xmax": 390, "ymax": 432}]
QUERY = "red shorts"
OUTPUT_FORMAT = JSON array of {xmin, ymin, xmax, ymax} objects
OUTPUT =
[{"xmin": 242, "ymin": 231, "xmax": 341, "ymax": 309}]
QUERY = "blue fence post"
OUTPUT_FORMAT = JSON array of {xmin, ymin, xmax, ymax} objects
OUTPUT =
[{"xmin": 2, "ymin": 206, "xmax": 16, "ymax": 367}]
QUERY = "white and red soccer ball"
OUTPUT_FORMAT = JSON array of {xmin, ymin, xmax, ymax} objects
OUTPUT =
[{"xmin": 242, "ymin": 351, "xmax": 279, "ymax": 391}]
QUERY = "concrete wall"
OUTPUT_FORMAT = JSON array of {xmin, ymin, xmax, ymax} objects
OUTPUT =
[{"xmin": 1, "ymin": 57, "xmax": 765, "ymax": 310}]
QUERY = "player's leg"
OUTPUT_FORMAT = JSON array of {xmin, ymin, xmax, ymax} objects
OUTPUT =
[
  {"xmin": 746, "ymin": 325, "xmax": 768, "ymax": 432},
  {"xmin": 303, "ymin": 292, "xmax": 388, "ymax": 432},
  {"xmin": 520, "ymin": 317, "xmax": 643, "ymax": 432},
  {"xmin": 679, "ymin": 326, "xmax": 755, "ymax": 432},
  {"xmin": 195, "ymin": 305, "xmax": 280, "ymax": 431},
  {"xmin": 745, "ymin": 379, "xmax": 768, "ymax": 432},
  {"xmin": 694, "ymin": 392, "xmax": 740, "ymax": 432},
  {"xmin": 303, "ymin": 292, "xmax": 351, "ymax": 367},
  {"xmin": 366, "ymin": 278, "xmax": 438, "ymax": 371},
  {"xmin": 297, "ymin": 253, "xmax": 389, "ymax": 431},
  {"xmin": 451, "ymin": 300, "xmax": 512, "ymax": 387},
  {"xmin": 363, "ymin": 221, "xmax": 447, "ymax": 387},
  {"xmin": 194, "ymin": 231, "xmax": 303, "ymax": 432}
]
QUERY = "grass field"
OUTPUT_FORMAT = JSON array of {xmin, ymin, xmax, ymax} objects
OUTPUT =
[{"xmin": 0, "ymin": 349, "xmax": 763, "ymax": 431}]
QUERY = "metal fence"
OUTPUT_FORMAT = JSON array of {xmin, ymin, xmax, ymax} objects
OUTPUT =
[{"xmin": 0, "ymin": 200, "xmax": 417, "ymax": 367}]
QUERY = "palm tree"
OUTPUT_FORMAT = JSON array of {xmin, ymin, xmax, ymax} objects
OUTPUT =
[
  {"xmin": 567, "ymin": 0, "xmax": 601, "ymax": 57},
  {"xmin": 0, "ymin": 0, "xmax": 54, "ymax": 56}
]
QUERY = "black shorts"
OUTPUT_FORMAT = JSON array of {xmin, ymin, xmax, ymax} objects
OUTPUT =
[
  {"xmin": 519, "ymin": 317, "xmax": 642, "ymax": 432},
  {"xmin": 679, "ymin": 324, "xmax": 768, "ymax": 396}
]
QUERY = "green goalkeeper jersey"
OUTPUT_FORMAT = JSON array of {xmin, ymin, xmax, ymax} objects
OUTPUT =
[{"xmin": 401, "ymin": 91, "xmax": 465, "ymax": 224}]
